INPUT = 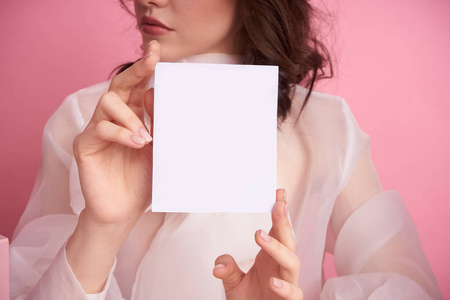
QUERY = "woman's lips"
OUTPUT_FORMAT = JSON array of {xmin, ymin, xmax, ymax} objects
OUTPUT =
[{"xmin": 141, "ymin": 16, "xmax": 173, "ymax": 35}]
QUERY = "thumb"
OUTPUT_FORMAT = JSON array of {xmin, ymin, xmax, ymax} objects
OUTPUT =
[
  {"xmin": 213, "ymin": 254, "xmax": 245, "ymax": 291},
  {"xmin": 144, "ymin": 88, "xmax": 154, "ymax": 136}
]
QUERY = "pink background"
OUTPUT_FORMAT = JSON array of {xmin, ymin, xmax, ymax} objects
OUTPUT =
[{"xmin": 0, "ymin": 0, "xmax": 448, "ymax": 297}]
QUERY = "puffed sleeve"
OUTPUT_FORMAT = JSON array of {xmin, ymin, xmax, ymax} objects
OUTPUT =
[
  {"xmin": 9, "ymin": 83, "xmax": 124, "ymax": 300},
  {"xmin": 321, "ymin": 191, "xmax": 442, "ymax": 300},
  {"xmin": 319, "ymin": 101, "xmax": 442, "ymax": 299}
]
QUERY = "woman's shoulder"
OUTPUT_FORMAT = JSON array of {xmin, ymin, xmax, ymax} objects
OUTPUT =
[
  {"xmin": 73, "ymin": 80, "xmax": 111, "ymax": 100},
  {"xmin": 287, "ymin": 85, "xmax": 372, "ymax": 191},
  {"xmin": 289, "ymin": 85, "xmax": 368, "ymax": 139},
  {"xmin": 64, "ymin": 81, "xmax": 111, "ymax": 122},
  {"xmin": 291, "ymin": 85, "xmax": 351, "ymax": 122},
  {"xmin": 43, "ymin": 81, "xmax": 110, "ymax": 154},
  {"xmin": 47, "ymin": 81, "xmax": 110, "ymax": 128}
]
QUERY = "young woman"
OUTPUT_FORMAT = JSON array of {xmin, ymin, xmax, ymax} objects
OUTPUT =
[{"xmin": 10, "ymin": 0, "xmax": 442, "ymax": 299}]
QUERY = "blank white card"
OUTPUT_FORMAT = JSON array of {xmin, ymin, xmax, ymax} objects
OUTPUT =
[{"xmin": 152, "ymin": 62, "xmax": 278, "ymax": 213}]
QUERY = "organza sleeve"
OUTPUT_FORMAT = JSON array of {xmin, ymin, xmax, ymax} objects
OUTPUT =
[
  {"xmin": 318, "ymin": 100, "xmax": 441, "ymax": 299},
  {"xmin": 321, "ymin": 190, "xmax": 442, "ymax": 300},
  {"xmin": 9, "ymin": 86, "xmax": 124, "ymax": 300},
  {"xmin": 10, "ymin": 215, "xmax": 120, "ymax": 300}
]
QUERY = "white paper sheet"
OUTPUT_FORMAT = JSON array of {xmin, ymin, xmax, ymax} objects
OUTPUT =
[{"xmin": 152, "ymin": 62, "xmax": 278, "ymax": 213}]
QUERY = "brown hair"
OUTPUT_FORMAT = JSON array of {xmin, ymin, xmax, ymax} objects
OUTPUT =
[
  {"xmin": 237, "ymin": 0, "xmax": 333, "ymax": 121},
  {"xmin": 115, "ymin": 0, "xmax": 333, "ymax": 121}
]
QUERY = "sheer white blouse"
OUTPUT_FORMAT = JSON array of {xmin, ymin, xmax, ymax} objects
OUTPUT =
[{"xmin": 9, "ymin": 54, "xmax": 442, "ymax": 300}]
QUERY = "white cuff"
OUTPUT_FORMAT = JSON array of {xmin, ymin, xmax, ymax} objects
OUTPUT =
[{"xmin": 63, "ymin": 244, "xmax": 117, "ymax": 300}]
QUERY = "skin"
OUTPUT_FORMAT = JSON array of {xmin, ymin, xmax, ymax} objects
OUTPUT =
[
  {"xmin": 133, "ymin": 0, "xmax": 241, "ymax": 61},
  {"xmin": 66, "ymin": 0, "xmax": 304, "ymax": 298},
  {"xmin": 67, "ymin": 42, "xmax": 161, "ymax": 294},
  {"xmin": 214, "ymin": 190, "xmax": 303, "ymax": 299}
]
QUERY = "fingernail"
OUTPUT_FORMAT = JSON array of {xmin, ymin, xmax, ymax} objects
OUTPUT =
[
  {"xmin": 214, "ymin": 263, "xmax": 226, "ymax": 269},
  {"xmin": 260, "ymin": 230, "xmax": 271, "ymax": 242},
  {"xmin": 139, "ymin": 128, "xmax": 152, "ymax": 142},
  {"xmin": 145, "ymin": 41, "xmax": 153, "ymax": 51},
  {"xmin": 142, "ymin": 51, "xmax": 153, "ymax": 60},
  {"xmin": 273, "ymin": 278, "xmax": 283, "ymax": 289},
  {"xmin": 284, "ymin": 190, "xmax": 287, "ymax": 202},
  {"xmin": 131, "ymin": 135, "xmax": 146, "ymax": 145},
  {"xmin": 284, "ymin": 202, "xmax": 288, "ymax": 216}
]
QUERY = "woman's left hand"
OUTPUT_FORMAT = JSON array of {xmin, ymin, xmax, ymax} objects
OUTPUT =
[{"xmin": 213, "ymin": 189, "xmax": 303, "ymax": 300}]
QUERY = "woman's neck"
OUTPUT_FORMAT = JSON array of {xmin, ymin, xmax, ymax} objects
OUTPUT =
[{"xmin": 175, "ymin": 53, "xmax": 241, "ymax": 65}]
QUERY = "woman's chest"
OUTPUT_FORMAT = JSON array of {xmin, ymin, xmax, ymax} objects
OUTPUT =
[
  {"xmin": 126, "ymin": 212, "xmax": 272, "ymax": 299},
  {"xmin": 276, "ymin": 127, "xmax": 310, "ymax": 213},
  {"xmin": 115, "ymin": 127, "xmax": 309, "ymax": 298}
]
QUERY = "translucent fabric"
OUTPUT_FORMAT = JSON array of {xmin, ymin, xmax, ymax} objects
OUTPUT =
[{"xmin": 9, "ymin": 54, "xmax": 441, "ymax": 300}]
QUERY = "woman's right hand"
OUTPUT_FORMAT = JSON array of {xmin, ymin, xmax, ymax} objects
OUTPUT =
[{"xmin": 73, "ymin": 41, "xmax": 161, "ymax": 227}]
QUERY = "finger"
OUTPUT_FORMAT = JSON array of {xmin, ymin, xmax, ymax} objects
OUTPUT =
[
  {"xmin": 256, "ymin": 229, "xmax": 301, "ymax": 284},
  {"xmin": 97, "ymin": 120, "xmax": 151, "ymax": 147},
  {"xmin": 144, "ymin": 88, "xmax": 154, "ymax": 137},
  {"xmin": 269, "ymin": 277, "xmax": 304, "ymax": 300},
  {"xmin": 213, "ymin": 254, "xmax": 245, "ymax": 292},
  {"xmin": 92, "ymin": 92, "xmax": 150, "ymax": 141},
  {"xmin": 74, "ymin": 121, "xmax": 149, "ymax": 158},
  {"xmin": 109, "ymin": 40, "xmax": 161, "ymax": 103},
  {"xmin": 271, "ymin": 189, "xmax": 296, "ymax": 252}
]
